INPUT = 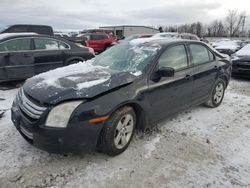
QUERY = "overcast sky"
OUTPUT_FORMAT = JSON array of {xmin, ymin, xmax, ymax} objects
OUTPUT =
[{"xmin": 0, "ymin": 0, "xmax": 249, "ymax": 31}]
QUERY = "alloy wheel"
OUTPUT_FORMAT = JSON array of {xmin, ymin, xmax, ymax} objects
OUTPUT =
[
  {"xmin": 214, "ymin": 83, "xmax": 224, "ymax": 104},
  {"xmin": 114, "ymin": 114, "xmax": 134, "ymax": 149}
]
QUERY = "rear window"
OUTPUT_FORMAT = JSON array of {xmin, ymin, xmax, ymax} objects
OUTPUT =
[
  {"xmin": 7, "ymin": 26, "xmax": 28, "ymax": 33},
  {"xmin": 91, "ymin": 34, "xmax": 108, "ymax": 40},
  {"xmin": 0, "ymin": 38, "xmax": 31, "ymax": 52},
  {"xmin": 32, "ymin": 26, "xmax": 53, "ymax": 35}
]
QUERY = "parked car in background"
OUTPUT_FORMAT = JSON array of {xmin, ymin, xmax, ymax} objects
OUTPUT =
[
  {"xmin": 232, "ymin": 43, "xmax": 250, "ymax": 78},
  {"xmin": 76, "ymin": 32, "xmax": 117, "ymax": 53},
  {"xmin": 54, "ymin": 33, "xmax": 70, "ymax": 38},
  {"xmin": 121, "ymin": 34, "xmax": 153, "ymax": 42},
  {"xmin": 212, "ymin": 40, "xmax": 240, "ymax": 55},
  {"xmin": 11, "ymin": 38, "xmax": 231, "ymax": 156},
  {"xmin": 0, "ymin": 33, "xmax": 94, "ymax": 83},
  {"xmin": 178, "ymin": 33, "xmax": 200, "ymax": 40},
  {"xmin": 152, "ymin": 32, "xmax": 179, "ymax": 38},
  {"xmin": 0, "ymin": 24, "xmax": 54, "ymax": 36}
]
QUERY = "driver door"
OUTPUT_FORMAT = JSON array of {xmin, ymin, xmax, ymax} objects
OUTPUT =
[{"xmin": 145, "ymin": 44, "xmax": 193, "ymax": 122}]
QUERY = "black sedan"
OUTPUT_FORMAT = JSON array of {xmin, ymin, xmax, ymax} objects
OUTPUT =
[
  {"xmin": 11, "ymin": 39, "xmax": 231, "ymax": 156},
  {"xmin": 232, "ymin": 44, "xmax": 250, "ymax": 78},
  {"xmin": 0, "ymin": 33, "xmax": 94, "ymax": 83}
]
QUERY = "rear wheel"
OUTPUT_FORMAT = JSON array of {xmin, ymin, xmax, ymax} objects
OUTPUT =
[
  {"xmin": 205, "ymin": 78, "xmax": 226, "ymax": 108},
  {"xmin": 101, "ymin": 106, "xmax": 136, "ymax": 156}
]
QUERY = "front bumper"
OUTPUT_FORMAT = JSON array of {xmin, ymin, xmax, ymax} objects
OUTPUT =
[
  {"xmin": 216, "ymin": 49, "xmax": 235, "ymax": 55},
  {"xmin": 232, "ymin": 62, "xmax": 250, "ymax": 78},
  {"xmin": 11, "ymin": 101, "xmax": 104, "ymax": 153}
]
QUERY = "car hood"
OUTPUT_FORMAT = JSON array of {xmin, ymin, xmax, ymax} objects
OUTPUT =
[
  {"xmin": 23, "ymin": 62, "xmax": 137, "ymax": 105},
  {"xmin": 232, "ymin": 55, "xmax": 250, "ymax": 62}
]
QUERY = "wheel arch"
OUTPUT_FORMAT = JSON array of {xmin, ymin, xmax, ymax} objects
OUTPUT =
[
  {"xmin": 218, "ymin": 74, "xmax": 229, "ymax": 87},
  {"xmin": 107, "ymin": 101, "xmax": 148, "ymax": 131},
  {"xmin": 65, "ymin": 56, "xmax": 84, "ymax": 65}
]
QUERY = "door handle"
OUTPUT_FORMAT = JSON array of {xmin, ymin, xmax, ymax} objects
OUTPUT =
[{"xmin": 23, "ymin": 54, "xmax": 31, "ymax": 57}]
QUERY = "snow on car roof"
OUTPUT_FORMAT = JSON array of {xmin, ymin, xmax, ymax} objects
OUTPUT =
[
  {"xmin": 0, "ymin": 32, "xmax": 38, "ymax": 40},
  {"xmin": 152, "ymin": 32, "xmax": 179, "ymax": 38},
  {"xmin": 214, "ymin": 40, "xmax": 239, "ymax": 50},
  {"xmin": 236, "ymin": 44, "xmax": 250, "ymax": 56},
  {"xmin": 129, "ymin": 37, "xmax": 180, "ymax": 45}
]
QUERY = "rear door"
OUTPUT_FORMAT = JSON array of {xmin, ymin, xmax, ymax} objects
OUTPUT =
[
  {"xmin": 188, "ymin": 43, "xmax": 218, "ymax": 104},
  {"xmin": 0, "ymin": 38, "xmax": 34, "ymax": 82},
  {"xmin": 32, "ymin": 37, "xmax": 66, "ymax": 74}
]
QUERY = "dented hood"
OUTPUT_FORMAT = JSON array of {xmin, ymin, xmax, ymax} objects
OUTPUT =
[{"xmin": 23, "ymin": 63, "xmax": 137, "ymax": 105}]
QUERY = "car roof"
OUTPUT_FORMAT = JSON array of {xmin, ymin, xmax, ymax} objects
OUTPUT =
[
  {"xmin": 0, "ymin": 32, "xmax": 38, "ymax": 40},
  {"xmin": 129, "ymin": 37, "xmax": 199, "ymax": 46},
  {"xmin": 180, "ymin": 33, "xmax": 198, "ymax": 37}
]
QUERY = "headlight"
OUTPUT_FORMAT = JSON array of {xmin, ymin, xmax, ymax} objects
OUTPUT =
[{"xmin": 45, "ymin": 101, "xmax": 82, "ymax": 128}]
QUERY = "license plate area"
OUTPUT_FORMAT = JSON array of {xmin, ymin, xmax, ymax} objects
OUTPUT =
[{"xmin": 20, "ymin": 125, "xmax": 33, "ymax": 140}]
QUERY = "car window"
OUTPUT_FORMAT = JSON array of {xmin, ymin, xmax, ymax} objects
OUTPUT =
[
  {"xmin": 32, "ymin": 26, "xmax": 52, "ymax": 35},
  {"xmin": 34, "ymin": 38, "xmax": 59, "ymax": 50},
  {"xmin": 0, "ymin": 38, "xmax": 31, "ymax": 52},
  {"xmin": 58, "ymin": 41, "xmax": 70, "ymax": 49},
  {"xmin": 91, "ymin": 34, "xmax": 107, "ymax": 40},
  {"xmin": 181, "ymin": 35, "xmax": 191, "ymax": 40},
  {"xmin": 7, "ymin": 26, "xmax": 29, "ymax": 33},
  {"xmin": 190, "ymin": 36, "xmax": 198, "ymax": 40},
  {"xmin": 158, "ymin": 45, "xmax": 188, "ymax": 70},
  {"xmin": 189, "ymin": 44, "xmax": 211, "ymax": 64},
  {"xmin": 80, "ymin": 34, "xmax": 91, "ymax": 40}
]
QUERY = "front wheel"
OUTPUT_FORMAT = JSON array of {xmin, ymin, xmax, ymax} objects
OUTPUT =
[
  {"xmin": 101, "ymin": 106, "xmax": 136, "ymax": 156},
  {"xmin": 204, "ymin": 78, "xmax": 226, "ymax": 108}
]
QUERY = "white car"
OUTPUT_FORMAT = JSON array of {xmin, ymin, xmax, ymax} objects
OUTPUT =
[{"xmin": 152, "ymin": 32, "xmax": 179, "ymax": 38}]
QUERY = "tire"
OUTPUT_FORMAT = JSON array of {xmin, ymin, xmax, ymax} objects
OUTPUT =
[
  {"xmin": 204, "ymin": 78, "xmax": 226, "ymax": 108},
  {"xmin": 101, "ymin": 106, "xmax": 136, "ymax": 156},
  {"xmin": 67, "ymin": 59, "xmax": 82, "ymax": 65}
]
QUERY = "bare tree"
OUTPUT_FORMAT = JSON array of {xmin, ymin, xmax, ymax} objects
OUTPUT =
[
  {"xmin": 196, "ymin": 22, "xmax": 203, "ymax": 37},
  {"xmin": 225, "ymin": 10, "xmax": 246, "ymax": 37}
]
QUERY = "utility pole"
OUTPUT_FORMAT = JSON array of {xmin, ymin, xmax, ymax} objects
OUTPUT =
[{"xmin": 241, "ymin": 15, "xmax": 246, "ymax": 37}]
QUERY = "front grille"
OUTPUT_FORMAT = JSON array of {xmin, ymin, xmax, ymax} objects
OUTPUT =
[
  {"xmin": 17, "ymin": 89, "xmax": 47, "ymax": 119},
  {"xmin": 238, "ymin": 63, "xmax": 250, "ymax": 69}
]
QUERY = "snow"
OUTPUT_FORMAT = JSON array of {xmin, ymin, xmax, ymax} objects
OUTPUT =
[
  {"xmin": 29, "ymin": 60, "xmax": 111, "ymax": 90},
  {"xmin": 214, "ymin": 40, "xmax": 239, "ymax": 50},
  {"xmin": 0, "ymin": 33, "xmax": 38, "ymax": 40},
  {"xmin": 235, "ymin": 44, "xmax": 250, "ymax": 56},
  {"xmin": 152, "ymin": 32, "xmax": 179, "ymax": 38},
  {"xmin": 144, "ymin": 134, "xmax": 161, "ymax": 158},
  {"xmin": 129, "ymin": 37, "xmax": 177, "ymax": 45},
  {"xmin": 0, "ymin": 79, "xmax": 250, "ymax": 187}
]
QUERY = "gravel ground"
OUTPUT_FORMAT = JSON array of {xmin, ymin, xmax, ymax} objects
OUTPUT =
[{"xmin": 0, "ymin": 78, "xmax": 250, "ymax": 188}]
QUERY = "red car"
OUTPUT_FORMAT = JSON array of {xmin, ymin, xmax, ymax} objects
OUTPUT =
[{"xmin": 77, "ymin": 33, "xmax": 117, "ymax": 53}]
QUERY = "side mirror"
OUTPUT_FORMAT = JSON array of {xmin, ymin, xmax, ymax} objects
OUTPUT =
[{"xmin": 157, "ymin": 67, "xmax": 175, "ymax": 77}]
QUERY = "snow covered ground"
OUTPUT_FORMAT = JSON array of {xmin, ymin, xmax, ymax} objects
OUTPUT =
[{"xmin": 0, "ymin": 78, "xmax": 250, "ymax": 188}]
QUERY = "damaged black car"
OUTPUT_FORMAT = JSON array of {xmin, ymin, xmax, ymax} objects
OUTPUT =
[
  {"xmin": 11, "ymin": 39, "xmax": 231, "ymax": 156},
  {"xmin": 0, "ymin": 33, "xmax": 94, "ymax": 83}
]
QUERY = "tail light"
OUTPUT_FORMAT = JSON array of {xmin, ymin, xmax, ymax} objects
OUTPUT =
[
  {"xmin": 84, "ymin": 41, "xmax": 89, "ymax": 47},
  {"xmin": 88, "ymin": 47, "xmax": 95, "ymax": 56}
]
